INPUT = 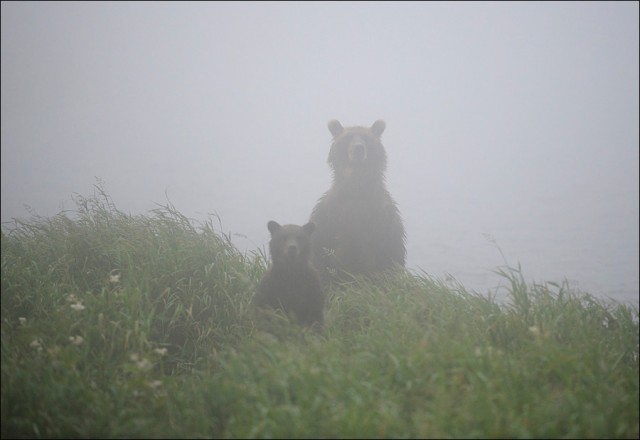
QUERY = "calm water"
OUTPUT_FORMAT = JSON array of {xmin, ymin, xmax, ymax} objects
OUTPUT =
[
  {"xmin": 406, "ymin": 224, "xmax": 639, "ymax": 307},
  {"xmin": 401, "ymin": 190, "xmax": 639, "ymax": 307}
]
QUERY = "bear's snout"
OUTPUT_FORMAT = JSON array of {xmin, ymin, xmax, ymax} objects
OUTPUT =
[
  {"xmin": 349, "ymin": 143, "xmax": 367, "ymax": 162},
  {"xmin": 285, "ymin": 238, "xmax": 300, "ymax": 259}
]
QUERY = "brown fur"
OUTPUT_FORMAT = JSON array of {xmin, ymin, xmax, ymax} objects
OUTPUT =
[
  {"xmin": 310, "ymin": 120, "xmax": 406, "ymax": 284},
  {"xmin": 254, "ymin": 221, "xmax": 325, "ymax": 327}
]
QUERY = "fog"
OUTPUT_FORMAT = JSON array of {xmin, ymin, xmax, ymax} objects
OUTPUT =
[{"xmin": 2, "ymin": 2, "xmax": 638, "ymax": 305}]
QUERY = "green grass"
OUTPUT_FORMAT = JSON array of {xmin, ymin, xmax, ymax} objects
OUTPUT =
[{"xmin": 2, "ymin": 185, "xmax": 638, "ymax": 438}]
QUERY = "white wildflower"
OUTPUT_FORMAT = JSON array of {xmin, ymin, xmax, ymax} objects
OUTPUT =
[
  {"xmin": 18, "ymin": 317, "xmax": 27, "ymax": 326},
  {"xmin": 130, "ymin": 353, "xmax": 152, "ymax": 371},
  {"xmin": 109, "ymin": 273, "xmax": 121, "ymax": 284},
  {"xmin": 528, "ymin": 325, "xmax": 548, "ymax": 341},
  {"xmin": 154, "ymin": 348, "xmax": 168, "ymax": 356},
  {"xmin": 68, "ymin": 335, "xmax": 84, "ymax": 346},
  {"xmin": 70, "ymin": 301, "xmax": 85, "ymax": 311},
  {"xmin": 30, "ymin": 339, "xmax": 43, "ymax": 352}
]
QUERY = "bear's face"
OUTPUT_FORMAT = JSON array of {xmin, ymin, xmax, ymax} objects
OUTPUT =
[
  {"xmin": 327, "ymin": 120, "xmax": 387, "ymax": 181},
  {"xmin": 267, "ymin": 221, "xmax": 315, "ymax": 266}
]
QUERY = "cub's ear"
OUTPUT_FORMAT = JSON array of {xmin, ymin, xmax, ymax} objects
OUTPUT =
[
  {"xmin": 328, "ymin": 119, "xmax": 344, "ymax": 137},
  {"xmin": 302, "ymin": 222, "xmax": 316, "ymax": 235},
  {"xmin": 371, "ymin": 120, "xmax": 386, "ymax": 137},
  {"xmin": 267, "ymin": 221, "xmax": 281, "ymax": 234}
]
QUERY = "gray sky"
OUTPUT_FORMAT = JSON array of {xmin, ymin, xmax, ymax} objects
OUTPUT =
[{"xmin": 2, "ymin": 2, "xmax": 638, "ymax": 302}]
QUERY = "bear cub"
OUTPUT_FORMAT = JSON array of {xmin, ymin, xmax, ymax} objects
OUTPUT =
[
  {"xmin": 254, "ymin": 220, "xmax": 325, "ymax": 328},
  {"xmin": 310, "ymin": 119, "xmax": 406, "ymax": 283}
]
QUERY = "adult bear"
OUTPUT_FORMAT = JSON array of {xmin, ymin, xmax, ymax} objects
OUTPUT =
[{"xmin": 309, "ymin": 119, "xmax": 406, "ymax": 284}]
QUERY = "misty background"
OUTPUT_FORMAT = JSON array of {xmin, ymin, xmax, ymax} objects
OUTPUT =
[{"xmin": 2, "ymin": 2, "xmax": 638, "ymax": 305}]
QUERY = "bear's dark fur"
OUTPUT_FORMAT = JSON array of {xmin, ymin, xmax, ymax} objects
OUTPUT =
[
  {"xmin": 254, "ymin": 220, "xmax": 325, "ymax": 327},
  {"xmin": 309, "ymin": 119, "xmax": 406, "ymax": 283}
]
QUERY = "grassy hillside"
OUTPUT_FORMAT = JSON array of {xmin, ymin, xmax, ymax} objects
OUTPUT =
[{"xmin": 2, "ymin": 186, "xmax": 638, "ymax": 438}]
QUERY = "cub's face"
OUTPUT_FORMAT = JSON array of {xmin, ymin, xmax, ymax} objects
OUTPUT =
[
  {"xmin": 327, "ymin": 120, "xmax": 387, "ymax": 179},
  {"xmin": 267, "ymin": 221, "xmax": 315, "ymax": 266}
]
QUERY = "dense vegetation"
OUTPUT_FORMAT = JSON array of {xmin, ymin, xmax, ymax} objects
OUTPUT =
[{"xmin": 2, "ymin": 186, "xmax": 638, "ymax": 438}]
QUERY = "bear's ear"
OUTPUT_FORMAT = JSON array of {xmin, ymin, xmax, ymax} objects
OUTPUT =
[
  {"xmin": 267, "ymin": 221, "xmax": 281, "ymax": 234},
  {"xmin": 328, "ymin": 119, "xmax": 344, "ymax": 137},
  {"xmin": 371, "ymin": 120, "xmax": 386, "ymax": 137},
  {"xmin": 302, "ymin": 222, "xmax": 315, "ymax": 235}
]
